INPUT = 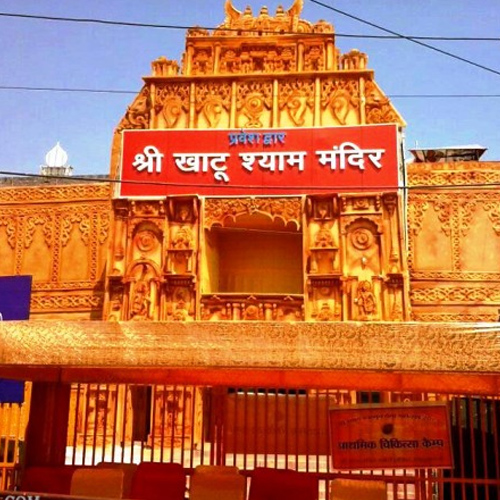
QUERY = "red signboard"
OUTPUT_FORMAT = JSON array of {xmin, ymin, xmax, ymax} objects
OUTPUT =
[
  {"xmin": 119, "ymin": 125, "xmax": 399, "ymax": 197},
  {"xmin": 329, "ymin": 403, "xmax": 453, "ymax": 470}
]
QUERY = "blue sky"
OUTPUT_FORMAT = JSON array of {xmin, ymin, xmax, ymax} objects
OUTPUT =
[{"xmin": 0, "ymin": 0, "xmax": 498, "ymax": 175}]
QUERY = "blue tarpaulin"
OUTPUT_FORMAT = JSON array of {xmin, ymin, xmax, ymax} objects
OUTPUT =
[{"xmin": 0, "ymin": 275, "xmax": 32, "ymax": 403}]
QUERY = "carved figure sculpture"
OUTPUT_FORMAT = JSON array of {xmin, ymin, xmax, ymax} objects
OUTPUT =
[{"xmin": 355, "ymin": 280, "xmax": 376, "ymax": 320}]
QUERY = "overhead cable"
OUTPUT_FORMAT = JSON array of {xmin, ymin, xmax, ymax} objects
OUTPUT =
[
  {"xmin": 1, "ymin": 170, "xmax": 500, "ymax": 192},
  {"xmin": 0, "ymin": 84, "xmax": 499, "ymax": 99},
  {"xmin": 309, "ymin": 0, "xmax": 500, "ymax": 77},
  {"xmin": 0, "ymin": 11, "xmax": 499, "ymax": 42}
]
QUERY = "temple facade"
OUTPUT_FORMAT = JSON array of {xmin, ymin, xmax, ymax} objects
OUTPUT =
[{"xmin": 1, "ymin": 1, "xmax": 499, "ymax": 497}]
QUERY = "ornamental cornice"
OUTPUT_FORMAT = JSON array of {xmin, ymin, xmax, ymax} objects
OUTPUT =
[
  {"xmin": 0, "ymin": 183, "xmax": 111, "ymax": 204},
  {"xmin": 1, "ymin": 320, "xmax": 499, "ymax": 374},
  {"xmin": 407, "ymin": 161, "xmax": 500, "ymax": 187}
]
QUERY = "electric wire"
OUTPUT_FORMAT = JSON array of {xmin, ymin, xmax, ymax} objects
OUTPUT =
[
  {"xmin": 0, "ymin": 11, "xmax": 499, "ymax": 42},
  {"xmin": 309, "ymin": 0, "xmax": 500, "ymax": 77},
  {"xmin": 1, "ymin": 169, "xmax": 499, "ymax": 192},
  {"xmin": 0, "ymin": 84, "xmax": 498, "ymax": 99}
]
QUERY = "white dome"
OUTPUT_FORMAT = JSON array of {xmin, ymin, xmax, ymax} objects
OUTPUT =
[{"xmin": 45, "ymin": 142, "xmax": 69, "ymax": 168}]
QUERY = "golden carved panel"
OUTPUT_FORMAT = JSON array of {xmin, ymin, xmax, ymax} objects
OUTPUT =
[
  {"xmin": 1, "ymin": 321, "xmax": 499, "ymax": 373},
  {"xmin": 0, "ymin": 188, "xmax": 110, "ymax": 317}
]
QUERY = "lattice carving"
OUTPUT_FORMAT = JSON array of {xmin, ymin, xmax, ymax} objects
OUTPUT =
[
  {"xmin": 0, "ymin": 184, "xmax": 110, "ymax": 203},
  {"xmin": 407, "ymin": 162, "xmax": 500, "ymax": 186},
  {"xmin": 412, "ymin": 312, "xmax": 499, "ymax": 322},
  {"xmin": 31, "ymin": 293, "xmax": 104, "ymax": 311},
  {"xmin": 411, "ymin": 285, "xmax": 500, "ymax": 304},
  {"xmin": 411, "ymin": 271, "xmax": 500, "ymax": 281},
  {"xmin": 4, "ymin": 321, "xmax": 499, "ymax": 373}
]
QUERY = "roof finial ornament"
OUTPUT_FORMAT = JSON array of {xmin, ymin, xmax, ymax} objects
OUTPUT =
[
  {"xmin": 287, "ymin": 0, "xmax": 304, "ymax": 17},
  {"xmin": 224, "ymin": 0, "xmax": 242, "ymax": 22}
]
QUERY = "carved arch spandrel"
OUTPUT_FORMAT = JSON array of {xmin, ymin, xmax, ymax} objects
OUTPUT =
[{"xmin": 204, "ymin": 197, "xmax": 302, "ymax": 229}]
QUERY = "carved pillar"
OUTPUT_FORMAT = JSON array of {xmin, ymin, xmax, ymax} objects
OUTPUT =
[
  {"xmin": 298, "ymin": 42, "xmax": 304, "ymax": 72},
  {"xmin": 272, "ymin": 79, "xmax": 279, "ymax": 128},
  {"xmin": 164, "ymin": 197, "xmax": 198, "ymax": 321},
  {"xmin": 230, "ymin": 81, "xmax": 237, "ymax": 128},
  {"xmin": 186, "ymin": 43, "xmax": 194, "ymax": 76},
  {"xmin": 189, "ymin": 81, "xmax": 196, "ymax": 127},
  {"xmin": 326, "ymin": 40, "xmax": 335, "ymax": 70},
  {"xmin": 214, "ymin": 43, "xmax": 221, "ymax": 73},
  {"xmin": 383, "ymin": 194, "xmax": 400, "ymax": 273},
  {"xmin": 359, "ymin": 77, "xmax": 366, "ymax": 124},
  {"xmin": 314, "ymin": 77, "xmax": 321, "ymax": 127},
  {"xmin": 305, "ymin": 196, "xmax": 342, "ymax": 321}
]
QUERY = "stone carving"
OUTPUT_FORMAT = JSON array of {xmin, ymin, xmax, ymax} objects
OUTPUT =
[
  {"xmin": 350, "ymin": 227, "xmax": 374, "ymax": 251},
  {"xmin": 364, "ymin": 80, "xmax": 402, "ymax": 125},
  {"xmin": 355, "ymin": 280, "xmax": 376, "ymax": 320},
  {"xmin": 128, "ymin": 262, "xmax": 158, "ymax": 321},
  {"xmin": 196, "ymin": 82, "xmax": 231, "ymax": 127},
  {"xmin": 5, "ymin": 321, "xmax": 500, "ymax": 374},
  {"xmin": 0, "ymin": 184, "xmax": 110, "ymax": 204},
  {"xmin": 118, "ymin": 88, "xmax": 151, "ymax": 130},
  {"xmin": 31, "ymin": 293, "xmax": 103, "ymax": 312},
  {"xmin": 151, "ymin": 57, "xmax": 180, "ymax": 77},
  {"xmin": 214, "ymin": 0, "xmax": 326, "ymax": 36},
  {"xmin": 321, "ymin": 79, "xmax": 359, "ymax": 125},
  {"xmin": 304, "ymin": 45, "xmax": 324, "ymax": 71},
  {"xmin": 155, "ymin": 84, "xmax": 190, "ymax": 128},
  {"xmin": 204, "ymin": 197, "xmax": 301, "ymax": 228},
  {"xmin": 134, "ymin": 228, "xmax": 159, "ymax": 254},
  {"xmin": 279, "ymin": 80, "xmax": 314, "ymax": 126},
  {"xmin": 314, "ymin": 224, "xmax": 334, "ymax": 248},
  {"xmin": 340, "ymin": 50, "xmax": 368, "ymax": 70},
  {"xmin": 236, "ymin": 82, "xmax": 273, "ymax": 127},
  {"xmin": 192, "ymin": 49, "xmax": 214, "ymax": 75},
  {"xmin": 0, "ymin": 217, "xmax": 17, "ymax": 249},
  {"xmin": 200, "ymin": 294, "xmax": 304, "ymax": 322}
]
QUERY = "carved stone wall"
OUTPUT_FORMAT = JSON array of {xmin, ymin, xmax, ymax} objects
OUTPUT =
[
  {"xmin": 408, "ymin": 161, "xmax": 500, "ymax": 322},
  {"xmin": 105, "ymin": 197, "xmax": 199, "ymax": 322},
  {"xmin": 0, "ymin": 184, "xmax": 111, "ymax": 319},
  {"xmin": 305, "ymin": 193, "xmax": 408, "ymax": 322}
]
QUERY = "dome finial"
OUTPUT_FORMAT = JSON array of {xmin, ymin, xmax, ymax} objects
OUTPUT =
[{"xmin": 45, "ymin": 142, "xmax": 69, "ymax": 168}]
